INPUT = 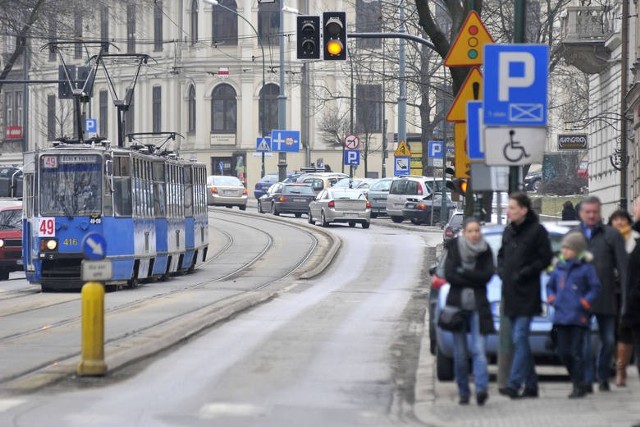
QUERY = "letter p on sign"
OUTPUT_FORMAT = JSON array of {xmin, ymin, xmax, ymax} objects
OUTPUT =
[{"xmin": 498, "ymin": 52, "xmax": 535, "ymax": 102}]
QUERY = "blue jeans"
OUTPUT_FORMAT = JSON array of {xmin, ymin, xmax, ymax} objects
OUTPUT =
[
  {"xmin": 555, "ymin": 325, "xmax": 586, "ymax": 386},
  {"xmin": 583, "ymin": 314, "xmax": 616, "ymax": 384},
  {"xmin": 508, "ymin": 316, "xmax": 537, "ymax": 391},
  {"xmin": 453, "ymin": 311, "xmax": 489, "ymax": 398}
]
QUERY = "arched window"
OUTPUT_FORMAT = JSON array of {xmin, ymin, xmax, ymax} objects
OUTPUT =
[
  {"xmin": 258, "ymin": 0, "xmax": 280, "ymax": 46},
  {"xmin": 212, "ymin": 0, "xmax": 237, "ymax": 46},
  {"xmin": 188, "ymin": 85, "xmax": 196, "ymax": 134},
  {"xmin": 259, "ymin": 83, "xmax": 278, "ymax": 135},
  {"xmin": 211, "ymin": 84, "xmax": 237, "ymax": 133},
  {"xmin": 190, "ymin": 0, "xmax": 198, "ymax": 45}
]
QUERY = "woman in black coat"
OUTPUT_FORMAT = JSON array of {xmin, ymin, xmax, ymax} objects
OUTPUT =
[{"xmin": 444, "ymin": 217, "xmax": 495, "ymax": 406}]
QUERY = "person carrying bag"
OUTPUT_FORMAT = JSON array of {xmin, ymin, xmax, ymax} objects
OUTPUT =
[{"xmin": 444, "ymin": 217, "xmax": 496, "ymax": 406}]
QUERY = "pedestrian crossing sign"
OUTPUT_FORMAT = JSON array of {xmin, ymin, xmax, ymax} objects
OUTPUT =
[{"xmin": 256, "ymin": 137, "xmax": 272, "ymax": 152}]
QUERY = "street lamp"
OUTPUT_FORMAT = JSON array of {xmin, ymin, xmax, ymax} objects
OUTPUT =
[
  {"xmin": 204, "ymin": 0, "xmax": 267, "ymax": 177},
  {"xmin": 278, "ymin": 3, "xmax": 299, "ymax": 182}
]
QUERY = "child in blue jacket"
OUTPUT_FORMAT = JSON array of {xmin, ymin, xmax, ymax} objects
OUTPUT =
[{"xmin": 547, "ymin": 231, "xmax": 601, "ymax": 398}]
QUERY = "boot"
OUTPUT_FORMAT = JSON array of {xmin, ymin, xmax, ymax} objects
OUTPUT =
[
  {"xmin": 568, "ymin": 384, "xmax": 586, "ymax": 399},
  {"xmin": 616, "ymin": 342, "xmax": 633, "ymax": 387}
]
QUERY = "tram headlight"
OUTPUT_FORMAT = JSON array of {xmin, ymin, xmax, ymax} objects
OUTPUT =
[
  {"xmin": 0, "ymin": 239, "xmax": 4, "ymax": 248},
  {"xmin": 40, "ymin": 239, "xmax": 58, "ymax": 251}
]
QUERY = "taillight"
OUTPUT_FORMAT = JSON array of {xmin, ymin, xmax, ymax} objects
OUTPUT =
[
  {"xmin": 444, "ymin": 227, "xmax": 453, "ymax": 238},
  {"xmin": 279, "ymin": 196, "xmax": 288, "ymax": 202},
  {"xmin": 211, "ymin": 186, "xmax": 218, "ymax": 194},
  {"xmin": 366, "ymin": 200, "xmax": 371, "ymax": 208},
  {"xmin": 416, "ymin": 203, "xmax": 427, "ymax": 210},
  {"xmin": 243, "ymin": 188, "xmax": 248, "ymax": 195},
  {"xmin": 417, "ymin": 186, "xmax": 423, "ymax": 195},
  {"xmin": 431, "ymin": 276, "xmax": 446, "ymax": 290},
  {"xmin": 328, "ymin": 200, "xmax": 335, "ymax": 208}
]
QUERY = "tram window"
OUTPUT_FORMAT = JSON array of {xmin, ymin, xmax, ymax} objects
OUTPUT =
[
  {"xmin": 24, "ymin": 174, "xmax": 34, "ymax": 217},
  {"xmin": 185, "ymin": 167, "xmax": 193, "ymax": 217}
]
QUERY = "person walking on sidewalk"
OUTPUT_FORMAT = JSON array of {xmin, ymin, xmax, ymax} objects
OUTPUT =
[
  {"xmin": 546, "ymin": 232, "xmax": 601, "ymax": 398},
  {"xmin": 498, "ymin": 192, "xmax": 553, "ymax": 399},
  {"xmin": 607, "ymin": 209, "xmax": 639, "ymax": 387},
  {"xmin": 444, "ymin": 217, "xmax": 495, "ymax": 406},
  {"xmin": 577, "ymin": 196, "xmax": 627, "ymax": 392}
]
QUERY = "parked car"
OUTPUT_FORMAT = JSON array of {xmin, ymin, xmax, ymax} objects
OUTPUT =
[
  {"xmin": 401, "ymin": 193, "xmax": 457, "ymax": 225},
  {"xmin": 577, "ymin": 160, "xmax": 589, "ymax": 180},
  {"xmin": 260, "ymin": 183, "xmax": 315, "ymax": 217},
  {"xmin": 333, "ymin": 177, "xmax": 376, "ymax": 198},
  {"xmin": 298, "ymin": 172, "xmax": 349, "ymax": 195},
  {"xmin": 367, "ymin": 177, "xmax": 394, "ymax": 218},
  {"xmin": 0, "ymin": 202, "xmax": 23, "ymax": 280},
  {"xmin": 253, "ymin": 174, "xmax": 280, "ymax": 199},
  {"xmin": 433, "ymin": 222, "xmax": 599, "ymax": 381},
  {"xmin": 524, "ymin": 171, "xmax": 542, "ymax": 192},
  {"xmin": 442, "ymin": 211, "xmax": 464, "ymax": 241},
  {"xmin": 308, "ymin": 188, "xmax": 371, "ymax": 228},
  {"xmin": 428, "ymin": 247, "xmax": 448, "ymax": 355},
  {"xmin": 206, "ymin": 175, "xmax": 248, "ymax": 210},
  {"xmin": 386, "ymin": 176, "xmax": 449, "ymax": 223}
]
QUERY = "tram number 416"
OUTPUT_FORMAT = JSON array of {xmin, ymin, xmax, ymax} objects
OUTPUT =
[{"xmin": 38, "ymin": 218, "xmax": 55, "ymax": 237}]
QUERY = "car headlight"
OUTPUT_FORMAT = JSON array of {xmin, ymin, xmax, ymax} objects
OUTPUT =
[
  {"xmin": 40, "ymin": 239, "xmax": 58, "ymax": 251},
  {"xmin": 0, "ymin": 239, "xmax": 4, "ymax": 248}
]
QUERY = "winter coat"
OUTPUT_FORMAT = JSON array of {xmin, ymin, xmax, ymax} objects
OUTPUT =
[
  {"xmin": 444, "ymin": 237, "xmax": 496, "ymax": 335},
  {"xmin": 498, "ymin": 210, "xmax": 553, "ymax": 317},
  {"xmin": 622, "ymin": 234, "xmax": 640, "ymax": 327},
  {"xmin": 575, "ymin": 222, "xmax": 627, "ymax": 316},
  {"xmin": 546, "ymin": 255, "xmax": 601, "ymax": 327},
  {"xmin": 562, "ymin": 206, "xmax": 577, "ymax": 221}
]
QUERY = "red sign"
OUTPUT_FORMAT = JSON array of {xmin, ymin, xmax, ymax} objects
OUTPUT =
[{"xmin": 5, "ymin": 126, "xmax": 22, "ymax": 139}]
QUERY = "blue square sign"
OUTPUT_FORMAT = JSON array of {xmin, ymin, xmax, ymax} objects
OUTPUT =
[
  {"xmin": 85, "ymin": 118, "xmax": 97, "ymax": 133},
  {"xmin": 344, "ymin": 149, "xmax": 360, "ymax": 166},
  {"xmin": 483, "ymin": 44, "xmax": 549, "ymax": 126},
  {"xmin": 270, "ymin": 130, "xmax": 300, "ymax": 152}
]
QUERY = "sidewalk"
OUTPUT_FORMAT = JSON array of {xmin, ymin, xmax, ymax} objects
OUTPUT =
[{"xmin": 414, "ymin": 311, "xmax": 640, "ymax": 427}]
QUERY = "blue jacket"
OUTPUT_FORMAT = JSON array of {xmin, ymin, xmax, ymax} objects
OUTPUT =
[{"xmin": 546, "ymin": 256, "xmax": 601, "ymax": 327}]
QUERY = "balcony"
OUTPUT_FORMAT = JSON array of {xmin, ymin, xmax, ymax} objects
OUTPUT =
[{"xmin": 560, "ymin": 6, "xmax": 618, "ymax": 74}]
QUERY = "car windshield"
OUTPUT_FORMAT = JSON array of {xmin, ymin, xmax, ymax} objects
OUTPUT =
[
  {"xmin": 329, "ymin": 190, "xmax": 364, "ymax": 200},
  {"xmin": 211, "ymin": 176, "xmax": 242, "ymax": 186},
  {"xmin": 260, "ymin": 175, "xmax": 278, "ymax": 183},
  {"xmin": 283, "ymin": 185, "xmax": 314, "ymax": 195},
  {"xmin": 334, "ymin": 178, "xmax": 365, "ymax": 188},
  {"xmin": 370, "ymin": 179, "xmax": 392, "ymax": 191},
  {"xmin": 0, "ymin": 208, "xmax": 21, "ymax": 229}
]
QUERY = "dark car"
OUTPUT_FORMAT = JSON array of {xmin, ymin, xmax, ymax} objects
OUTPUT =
[
  {"xmin": 402, "ymin": 193, "xmax": 457, "ymax": 225},
  {"xmin": 442, "ymin": 211, "xmax": 464, "ymax": 241},
  {"xmin": 524, "ymin": 171, "xmax": 542, "ymax": 192},
  {"xmin": 0, "ymin": 203, "xmax": 23, "ymax": 280},
  {"xmin": 254, "ymin": 174, "xmax": 280, "ymax": 199},
  {"xmin": 261, "ymin": 183, "xmax": 316, "ymax": 217},
  {"xmin": 428, "ymin": 247, "xmax": 448, "ymax": 355}
]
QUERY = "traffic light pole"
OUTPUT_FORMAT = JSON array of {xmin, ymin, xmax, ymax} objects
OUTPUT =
[{"xmin": 278, "ymin": 5, "xmax": 288, "ymax": 183}]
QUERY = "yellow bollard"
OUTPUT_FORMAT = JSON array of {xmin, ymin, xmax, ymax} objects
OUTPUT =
[{"xmin": 77, "ymin": 281, "xmax": 107, "ymax": 376}]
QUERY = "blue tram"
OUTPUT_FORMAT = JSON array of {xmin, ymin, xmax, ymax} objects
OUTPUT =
[{"xmin": 21, "ymin": 141, "xmax": 208, "ymax": 291}]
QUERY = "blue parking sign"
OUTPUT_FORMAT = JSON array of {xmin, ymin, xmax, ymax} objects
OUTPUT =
[
  {"xmin": 466, "ymin": 101, "xmax": 484, "ymax": 160},
  {"xmin": 344, "ymin": 149, "xmax": 360, "ymax": 166},
  {"xmin": 85, "ymin": 118, "xmax": 97, "ymax": 133},
  {"xmin": 483, "ymin": 44, "xmax": 549, "ymax": 126},
  {"xmin": 428, "ymin": 141, "xmax": 444, "ymax": 159}
]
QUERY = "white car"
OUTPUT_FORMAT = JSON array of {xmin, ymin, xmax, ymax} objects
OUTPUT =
[{"xmin": 308, "ymin": 188, "xmax": 371, "ymax": 228}]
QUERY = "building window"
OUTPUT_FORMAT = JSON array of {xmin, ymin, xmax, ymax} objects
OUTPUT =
[
  {"xmin": 100, "ymin": 6, "xmax": 109, "ymax": 46},
  {"xmin": 152, "ymin": 86, "xmax": 162, "ymax": 133},
  {"xmin": 188, "ymin": 85, "xmax": 196, "ymax": 134},
  {"xmin": 48, "ymin": 18, "xmax": 57, "ymax": 62},
  {"xmin": 154, "ymin": 1, "xmax": 163, "ymax": 51},
  {"xmin": 5, "ymin": 93, "xmax": 13, "ymax": 125},
  {"xmin": 127, "ymin": 4, "xmax": 136, "ymax": 53},
  {"xmin": 190, "ymin": 0, "xmax": 198, "ymax": 45},
  {"xmin": 356, "ymin": 0, "xmax": 382, "ymax": 49},
  {"xmin": 99, "ymin": 90, "xmax": 108, "ymax": 136},
  {"xmin": 74, "ymin": 12, "xmax": 83, "ymax": 59},
  {"xmin": 211, "ymin": 84, "xmax": 236, "ymax": 133},
  {"xmin": 125, "ymin": 88, "xmax": 134, "ymax": 134},
  {"xmin": 16, "ymin": 91, "xmax": 23, "ymax": 127},
  {"xmin": 212, "ymin": 0, "xmax": 237, "ymax": 46},
  {"xmin": 356, "ymin": 84, "xmax": 382, "ymax": 133},
  {"xmin": 259, "ymin": 83, "xmax": 278, "ymax": 135},
  {"xmin": 258, "ymin": 0, "xmax": 280, "ymax": 46},
  {"xmin": 47, "ymin": 95, "xmax": 56, "ymax": 140}
]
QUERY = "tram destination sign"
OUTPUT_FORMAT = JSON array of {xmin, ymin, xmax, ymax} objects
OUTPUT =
[{"xmin": 557, "ymin": 134, "xmax": 587, "ymax": 150}]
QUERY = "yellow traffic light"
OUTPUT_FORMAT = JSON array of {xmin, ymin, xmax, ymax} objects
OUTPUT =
[{"xmin": 326, "ymin": 39, "xmax": 343, "ymax": 56}]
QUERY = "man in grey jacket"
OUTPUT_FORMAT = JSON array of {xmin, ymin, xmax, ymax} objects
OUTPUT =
[{"xmin": 577, "ymin": 196, "xmax": 628, "ymax": 391}]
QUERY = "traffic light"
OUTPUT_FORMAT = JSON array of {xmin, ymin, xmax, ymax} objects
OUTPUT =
[
  {"xmin": 323, "ymin": 11, "xmax": 347, "ymax": 60},
  {"xmin": 452, "ymin": 179, "xmax": 468, "ymax": 196},
  {"xmin": 296, "ymin": 15, "xmax": 320, "ymax": 60}
]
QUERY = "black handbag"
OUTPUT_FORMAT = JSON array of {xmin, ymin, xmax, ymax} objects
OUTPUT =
[{"xmin": 437, "ymin": 305, "xmax": 466, "ymax": 331}]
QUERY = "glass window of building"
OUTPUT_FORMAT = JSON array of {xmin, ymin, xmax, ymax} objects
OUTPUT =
[
  {"xmin": 127, "ymin": 4, "xmax": 136, "ymax": 53},
  {"xmin": 100, "ymin": 5, "xmax": 109, "ymax": 45},
  {"xmin": 356, "ymin": 84, "xmax": 382, "ymax": 133},
  {"xmin": 48, "ymin": 18, "xmax": 57, "ymax": 62},
  {"xmin": 99, "ymin": 90, "xmax": 108, "ymax": 136},
  {"xmin": 211, "ymin": 84, "xmax": 237, "ymax": 133},
  {"xmin": 152, "ymin": 86, "xmax": 162, "ymax": 133},
  {"xmin": 212, "ymin": 0, "xmax": 237, "ymax": 46},
  {"xmin": 74, "ymin": 12, "xmax": 83, "ymax": 59},
  {"xmin": 188, "ymin": 85, "xmax": 196, "ymax": 134},
  {"xmin": 47, "ymin": 95, "xmax": 56, "ymax": 140},
  {"xmin": 125, "ymin": 88, "xmax": 135, "ymax": 134},
  {"xmin": 259, "ymin": 83, "xmax": 278, "ymax": 135},
  {"xmin": 258, "ymin": 0, "xmax": 280, "ymax": 46},
  {"xmin": 356, "ymin": 0, "xmax": 382, "ymax": 49},
  {"xmin": 191, "ymin": 0, "xmax": 199, "ymax": 45},
  {"xmin": 154, "ymin": 1, "xmax": 163, "ymax": 51}
]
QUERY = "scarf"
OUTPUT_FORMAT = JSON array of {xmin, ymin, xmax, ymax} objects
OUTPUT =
[
  {"xmin": 457, "ymin": 235, "xmax": 488, "ymax": 270},
  {"xmin": 618, "ymin": 223, "xmax": 632, "ymax": 241}
]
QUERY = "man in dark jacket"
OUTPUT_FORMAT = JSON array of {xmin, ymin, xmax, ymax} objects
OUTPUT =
[
  {"xmin": 577, "ymin": 196, "xmax": 628, "ymax": 392},
  {"xmin": 624, "ymin": 196, "xmax": 640, "ymax": 427},
  {"xmin": 498, "ymin": 192, "xmax": 553, "ymax": 398}
]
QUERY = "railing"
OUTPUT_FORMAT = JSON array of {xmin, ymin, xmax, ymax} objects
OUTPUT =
[{"xmin": 562, "ymin": 6, "xmax": 615, "ymax": 42}]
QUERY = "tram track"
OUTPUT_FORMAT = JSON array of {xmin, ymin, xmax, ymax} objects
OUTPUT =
[{"xmin": 0, "ymin": 210, "xmax": 331, "ymax": 389}]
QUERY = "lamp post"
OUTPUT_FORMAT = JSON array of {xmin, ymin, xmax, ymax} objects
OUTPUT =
[{"xmin": 205, "ymin": 0, "xmax": 267, "ymax": 178}]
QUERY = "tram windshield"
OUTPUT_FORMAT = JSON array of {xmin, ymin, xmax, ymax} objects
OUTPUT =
[{"xmin": 39, "ymin": 154, "xmax": 102, "ymax": 217}]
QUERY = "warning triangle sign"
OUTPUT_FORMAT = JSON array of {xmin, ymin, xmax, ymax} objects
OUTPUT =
[
  {"xmin": 444, "ymin": 11, "xmax": 494, "ymax": 67},
  {"xmin": 446, "ymin": 67, "xmax": 483, "ymax": 123},
  {"xmin": 256, "ymin": 138, "xmax": 272, "ymax": 152},
  {"xmin": 394, "ymin": 141, "xmax": 411, "ymax": 157}
]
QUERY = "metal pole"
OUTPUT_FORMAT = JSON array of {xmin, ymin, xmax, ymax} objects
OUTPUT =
[
  {"xmin": 620, "ymin": 0, "xmax": 629, "ymax": 209},
  {"xmin": 277, "ymin": 5, "xmax": 288, "ymax": 182},
  {"xmin": 441, "ymin": 120, "xmax": 448, "ymax": 224},
  {"xmin": 398, "ymin": 0, "xmax": 407, "ymax": 147}
]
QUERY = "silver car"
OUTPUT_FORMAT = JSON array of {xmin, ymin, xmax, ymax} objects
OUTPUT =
[
  {"xmin": 206, "ymin": 175, "xmax": 248, "ymax": 210},
  {"xmin": 308, "ymin": 188, "xmax": 371, "ymax": 228},
  {"xmin": 366, "ymin": 177, "xmax": 394, "ymax": 217}
]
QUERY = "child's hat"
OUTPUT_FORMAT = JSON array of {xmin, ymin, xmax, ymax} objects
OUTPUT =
[{"xmin": 562, "ymin": 231, "xmax": 587, "ymax": 254}]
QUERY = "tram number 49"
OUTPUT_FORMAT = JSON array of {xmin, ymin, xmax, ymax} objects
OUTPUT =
[{"xmin": 38, "ymin": 218, "xmax": 55, "ymax": 237}]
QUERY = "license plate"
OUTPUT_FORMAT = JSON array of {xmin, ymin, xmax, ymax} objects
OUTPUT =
[
  {"xmin": 294, "ymin": 198, "xmax": 306, "ymax": 202},
  {"xmin": 345, "ymin": 213, "xmax": 358, "ymax": 218},
  {"xmin": 223, "ymin": 190, "xmax": 234, "ymax": 195},
  {"xmin": 16, "ymin": 259, "xmax": 23, "ymax": 265}
]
